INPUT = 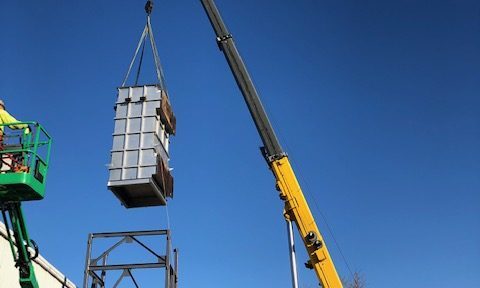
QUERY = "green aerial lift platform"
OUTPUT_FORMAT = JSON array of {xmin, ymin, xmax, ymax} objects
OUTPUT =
[{"xmin": 0, "ymin": 122, "xmax": 52, "ymax": 288}]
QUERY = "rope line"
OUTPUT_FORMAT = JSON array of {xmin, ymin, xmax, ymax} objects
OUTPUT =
[
  {"xmin": 134, "ymin": 36, "xmax": 147, "ymax": 86},
  {"xmin": 121, "ymin": 15, "xmax": 167, "ymax": 89},
  {"xmin": 268, "ymin": 111, "xmax": 355, "ymax": 279},
  {"xmin": 289, "ymin": 146, "xmax": 355, "ymax": 279},
  {"xmin": 122, "ymin": 25, "xmax": 148, "ymax": 87},
  {"xmin": 165, "ymin": 202, "xmax": 173, "ymax": 250}
]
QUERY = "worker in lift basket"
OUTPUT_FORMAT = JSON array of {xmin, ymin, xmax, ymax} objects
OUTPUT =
[{"xmin": 0, "ymin": 100, "xmax": 30, "ymax": 173}]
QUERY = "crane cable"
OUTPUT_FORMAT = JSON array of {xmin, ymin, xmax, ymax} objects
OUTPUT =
[
  {"xmin": 165, "ymin": 202, "xmax": 171, "ymax": 231},
  {"xmin": 121, "ymin": 0, "xmax": 167, "ymax": 90},
  {"xmin": 268, "ymin": 111, "xmax": 355, "ymax": 280},
  {"xmin": 134, "ymin": 36, "xmax": 147, "ymax": 86},
  {"xmin": 121, "ymin": 23, "xmax": 148, "ymax": 87}
]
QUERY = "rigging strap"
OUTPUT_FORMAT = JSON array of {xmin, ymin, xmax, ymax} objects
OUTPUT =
[{"xmin": 121, "ymin": 2, "xmax": 167, "ymax": 90}]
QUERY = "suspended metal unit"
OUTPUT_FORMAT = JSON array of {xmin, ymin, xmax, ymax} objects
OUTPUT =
[
  {"xmin": 102, "ymin": 3, "xmax": 181, "ymax": 286},
  {"xmin": 107, "ymin": 1, "xmax": 176, "ymax": 208},
  {"xmin": 108, "ymin": 85, "xmax": 175, "ymax": 208}
]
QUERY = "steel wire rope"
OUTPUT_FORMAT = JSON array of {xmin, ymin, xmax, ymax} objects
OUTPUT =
[
  {"xmin": 134, "ymin": 36, "xmax": 148, "ymax": 86},
  {"xmin": 143, "ymin": 2, "xmax": 173, "ymax": 255},
  {"xmin": 146, "ymin": 16, "xmax": 168, "ymax": 91},
  {"xmin": 122, "ymin": 25, "xmax": 148, "ymax": 87},
  {"xmin": 165, "ymin": 202, "xmax": 171, "ymax": 235},
  {"xmin": 121, "ymin": 14, "xmax": 167, "ymax": 88},
  {"xmin": 164, "ymin": 201, "xmax": 177, "ymax": 270},
  {"xmin": 266, "ymin": 105, "xmax": 355, "ymax": 280}
]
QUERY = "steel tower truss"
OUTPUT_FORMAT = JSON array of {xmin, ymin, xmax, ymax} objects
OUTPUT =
[{"xmin": 83, "ymin": 229, "xmax": 178, "ymax": 288}]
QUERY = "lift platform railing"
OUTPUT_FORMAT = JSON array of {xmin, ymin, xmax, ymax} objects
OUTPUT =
[
  {"xmin": 0, "ymin": 122, "xmax": 52, "ymax": 202},
  {"xmin": 0, "ymin": 122, "xmax": 51, "ymax": 288}
]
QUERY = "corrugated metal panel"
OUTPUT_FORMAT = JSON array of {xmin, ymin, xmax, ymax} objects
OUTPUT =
[
  {"xmin": 0, "ymin": 222, "xmax": 76, "ymax": 288},
  {"xmin": 107, "ymin": 85, "xmax": 174, "ymax": 208}
]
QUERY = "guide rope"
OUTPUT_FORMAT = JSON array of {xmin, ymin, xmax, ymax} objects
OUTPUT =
[{"xmin": 269, "ymin": 112, "xmax": 355, "ymax": 279}]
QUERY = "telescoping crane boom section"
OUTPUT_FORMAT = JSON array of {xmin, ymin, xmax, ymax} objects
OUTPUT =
[{"xmin": 200, "ymin": 1, "xmax": 343, "ymax": 287}]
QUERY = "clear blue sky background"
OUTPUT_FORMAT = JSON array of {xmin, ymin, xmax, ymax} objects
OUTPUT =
[{"xmin": 1, "ymin": 0, "xmax": 479, "ymax": 287}]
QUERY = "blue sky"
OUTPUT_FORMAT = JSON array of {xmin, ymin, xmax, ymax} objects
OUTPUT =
[{"xmin": 1, "ymin": 0, "xmax": 479, "ymax": 287}]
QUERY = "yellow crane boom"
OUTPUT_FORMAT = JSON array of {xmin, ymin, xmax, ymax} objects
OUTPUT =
[{"xmin": 200, "ymin": 1, "xmax": 344, "ymax": 287}]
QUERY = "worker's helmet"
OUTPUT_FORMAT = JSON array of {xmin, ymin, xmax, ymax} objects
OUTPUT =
[{"xmin": 0, "ymin": 100, "xmax": 4, "ymax": 108}]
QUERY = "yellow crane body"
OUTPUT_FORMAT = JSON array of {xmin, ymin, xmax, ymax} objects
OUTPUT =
[
  {"xmin": 200, "ymin": 0, "xmax": 345, "ymax": 286},
  {"xmin": 272, "ymin": 157, "xmax": 343, "ymax": 287}
]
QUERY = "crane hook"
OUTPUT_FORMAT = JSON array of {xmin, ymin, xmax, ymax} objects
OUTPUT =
[{"xmin": 145, "ymin": 0, "xmax": 153, "ymax": 15}]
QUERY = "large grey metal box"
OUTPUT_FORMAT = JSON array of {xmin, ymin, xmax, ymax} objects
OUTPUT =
[{"xmin": 107, "ymin": 85, "xmax": 173, "ymax": 208}]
